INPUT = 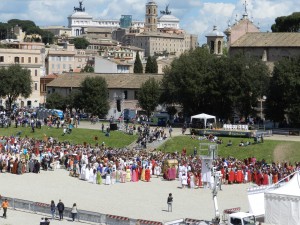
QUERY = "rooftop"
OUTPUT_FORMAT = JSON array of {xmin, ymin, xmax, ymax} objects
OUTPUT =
[
  {"xmin": 231, "ymin": 32, "xmax": 300, "ymax": 47},
  {"xmin": 47, "ymin": 73, "xmax": 163, "ymax": 89}
]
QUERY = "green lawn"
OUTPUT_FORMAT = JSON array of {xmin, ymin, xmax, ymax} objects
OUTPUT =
[
  {"xmin": 158, "ymin": 136, "xmax": 300, "ymax": 163},
  {"xmin": 0, "ymin": 126, "xmax": 137, "ymax": 148}
]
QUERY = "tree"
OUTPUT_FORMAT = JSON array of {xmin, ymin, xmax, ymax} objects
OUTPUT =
[
  {"xmin": 81, "ymin": 65, "xmax": 94, "ymax": 73},
  {"xmin": 72, "ymin": 37, "xmax": 90, "ymax": 49},
  {"xmin": 76, "ymin": 77, "xmax": 109, "ymax": 117},
  {"xmin": 266, "ymin": 56, "xmax": 300, "ymax": 126},
  {"xmin": 134, "ymin": 51, "xmax": 143, "ymax": 73},
  {"xmin": 41, "ymin": 30, "xmax": 55, "ymax": 45},
  {"xmin": 145, "ymin": 56, "xmax": 158, "ymax": 73},
  {"xmin": 145, "ymin": 56, "xmax": 153, "ymax": 73},
  {"xmin": 152, "ymin": 56, "xmax": 158, "ymax": 73},
  {"xmin": 161, "ymin": 47, "xmax": 270, "ymax": 120},
  {"xmin": 271, "ymin": 12, "xmax": 300, "ymax": 32},
  {"xmin": 0, "ymin": 64, "xmax": 32, "ymax": 110},
  {"xmin": 45, "ymin": 93, "xmax": 65, "ymax": 110},
  {"xmin": 137, "ymin": 77, "xmax": 161, "ymax": 117}
]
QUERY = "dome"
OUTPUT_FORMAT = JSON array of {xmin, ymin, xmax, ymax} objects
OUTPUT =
[
  {"xmin": 69, "ymin": 11, "xmax": 92, "ymax": 19},
  {"xmin": 158, "ymin": 14, "xmax": 179, "ymax": 22},
  {"xmin": 206, "ymin": 25, "xmax": 225, "ymax": 37}
]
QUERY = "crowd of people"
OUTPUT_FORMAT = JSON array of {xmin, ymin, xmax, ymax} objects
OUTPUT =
[{"xmin": 0, "ymin": 130, "xmax": 299, "ymax": 190}]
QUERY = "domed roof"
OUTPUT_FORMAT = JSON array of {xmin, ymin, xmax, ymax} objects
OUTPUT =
[
  {"xmin": 158, "ymin": 14, "xmax": 179, "ymax": 22},
  {"xmin": 69, "ymin": 11, "xmax": 92, "ymax": 18},
  {"xmin": 206, "ymin": 25, "xmax": 225, "ymax": 37}
]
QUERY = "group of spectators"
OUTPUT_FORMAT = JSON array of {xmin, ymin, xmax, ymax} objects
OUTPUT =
[{"xmin": 0, "ymin": 129, "xmax": 299, "ymax": 190}]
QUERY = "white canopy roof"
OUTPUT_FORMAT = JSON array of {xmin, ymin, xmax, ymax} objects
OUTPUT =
[
  {"xmin": 190, "ymin": 113, "xmax": 216, "ymax": 127},
  {"xmin": 265, "ymin": 171, "xmax": 300, "ymax": 225}
]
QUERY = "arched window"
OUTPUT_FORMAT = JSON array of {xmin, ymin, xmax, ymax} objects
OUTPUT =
[
  {"xmin": 148, "ymin": 8, "xmax": 151, "ymax": 14},
  {"xmin": 218, "ymin": 41, "xmax": 222, "ymax": 54},
  {"xmin": 210, "ymin": 41, "xmax": 215, "ymax": 54}
]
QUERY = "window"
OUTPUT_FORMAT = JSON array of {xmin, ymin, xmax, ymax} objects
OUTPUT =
[
  {"xmin": 28, "ymin": 57, "xmax": 31, "ymax": 63},
  {"xmin": 14, "ymin": 57, "xmax": 20, "ymax": 63},
  {"xmin": 35, "ymin": 57, "xmax": 38, "ymax": 63},
  {"xmin": 134, "ymin": 91, "xmax": 138, "ymax": 100},
  {"xmin": 124, "ymin": 90, "xmax": 128, "ymax": 100},
  {"xmin": 35, "ymin": 70, "xmax": 38, "ymax": 76},
  {"xmin": 34, "ymin": 82, "xmax": 38, "ymax": 91},
  {"xmin": 21, "ymin": 57, "xmax": 24, "ymax": 63},
  {"xmin": 0, "ymin": 56, "xmax": 4, "ymax": 62}
]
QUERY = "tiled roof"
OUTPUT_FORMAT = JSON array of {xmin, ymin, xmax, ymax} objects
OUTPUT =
[
  {"xmin": 231, "ymin": 32, "xmax": 300, "ymax": 47},
  {"xmin": 47, "ymin": 73, "xmax": 163, "ymax": 89}
]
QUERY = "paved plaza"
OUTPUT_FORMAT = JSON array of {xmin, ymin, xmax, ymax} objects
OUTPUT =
[
  {"xmin": 1, "ymin": 122, "xmax": 299, "ymax": 225},
  {"xmin": 0, "ymin": 169, "xmax": 252, "ymax": 225}
]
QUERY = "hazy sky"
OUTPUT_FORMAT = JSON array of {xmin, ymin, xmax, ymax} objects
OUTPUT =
[{"xmin": 0, "ymin": 0, "xmax": 299, "ymax": 44}]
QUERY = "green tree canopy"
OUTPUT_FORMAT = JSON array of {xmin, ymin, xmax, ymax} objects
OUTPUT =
[
  {"xmin": 76, "ymin": 76, "xmax": 109, "ymax": 117},
  {"xmin": 0, "ymin": 64, "xmax": 32, "ymax": 110},
  {"xmin": 145, "ymin": 56, "xmax": 158, "ymax": 74},
  {"xmin": 161, "ymin": 47, "xmax": 270, "ymax": 120},
  {"xmin": 134, "ymin": 51, "xmax": 143, "ymax": 73},
  {"xmin": 72, "ymin": 37, "xmax": 90, "ymax": 49},
  {"xmin": 138, "ymin": 77, "xmax": 161, "ymax": 117},
  {"xmin": 81, "ymin": 65, "xmax": 94, "ymax": 73},
  {"xmin": 271, "ymin": 12, "xmax": 300, "ymax": 32},
  {"xmin": 145, "ymin": 56, "xmax": 153, "ymax": 73},
  {"xmin": 266, "ymin": 56, "xmax": 300, "ymax": 126},
  {"xmin": 46, "ymin": 92, "xmax": 65, "ymax": 110}
]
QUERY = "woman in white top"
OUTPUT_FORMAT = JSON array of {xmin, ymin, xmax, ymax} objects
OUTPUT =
[{"xmin": 71, "ymin": 203, "xmax": 78, "ymax": 221}]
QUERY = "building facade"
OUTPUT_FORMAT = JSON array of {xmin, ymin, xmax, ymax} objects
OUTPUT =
[
  {"xmin": 46, "ymin": 43, "xmax": 91, "ymax": 75},
  {"xmin": 0, "ymin": 42, "xmax": 45, "ymax": 108}
]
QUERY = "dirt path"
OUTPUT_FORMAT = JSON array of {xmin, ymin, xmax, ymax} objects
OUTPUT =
[{"xmin": 273, "ymin": 143, "xmax": 293, "ymax": 162}]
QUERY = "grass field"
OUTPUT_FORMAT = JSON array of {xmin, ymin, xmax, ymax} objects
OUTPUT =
[
  {"xmin": 158, "ymin": 136, "xmax": 300, "ymax": 163},
  {"xmin": 0, "ymin": 126, "xmax": 137, "ymax": 148}
]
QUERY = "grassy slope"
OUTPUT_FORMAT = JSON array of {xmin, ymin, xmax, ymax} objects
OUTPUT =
[
  {"xmin": 0, "ymin": 126, "xmax": 137, "ymax": 148},
  {"xmin": 158, "ymin": 136, "xmax": 300, "ymax": 163}
]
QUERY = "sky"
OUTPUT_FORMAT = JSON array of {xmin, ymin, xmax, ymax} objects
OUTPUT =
[{"xmin": 0, "ymin": 0, "xmax": 299, "ymax": 44}]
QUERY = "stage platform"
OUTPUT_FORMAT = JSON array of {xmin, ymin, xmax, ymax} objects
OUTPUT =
[{"xmin": 190, "ymin": 128, "xmax": 256, "ymax": 138}]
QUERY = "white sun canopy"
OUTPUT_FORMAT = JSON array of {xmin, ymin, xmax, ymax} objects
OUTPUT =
[
  {"xmin": 190, "ymin": 113, "xmax": 216, "ymax": 128},
  {"xmin": 265, "ymin": 171, "xmax": 300, "ymax": 225}
]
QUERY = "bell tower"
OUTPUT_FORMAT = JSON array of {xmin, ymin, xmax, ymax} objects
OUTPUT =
[{"xmin": 145, "ymin": 1, "xmax": 158, "ymax": 32}]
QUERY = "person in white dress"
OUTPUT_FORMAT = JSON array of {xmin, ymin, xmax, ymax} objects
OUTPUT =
[
  {"xmin": 181, "ymin": 172, "xmax": 188, "ymax": 189},
  {"xmin": 80, "ymin": 164, "xmax": 86, "ymax": 180},
  {"xmin": 88, "ymin": 167, "xmax": 94, "ymax": 183},
  {"xmin": 85, "ymin": 166, "xmax": 90, "ymax": 181}
]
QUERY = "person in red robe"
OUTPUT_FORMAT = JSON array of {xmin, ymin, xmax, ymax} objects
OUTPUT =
[
  {"xmin": 256, "ymin": 171, "xmax": 263, "ymax": 186},
  {"xmin": 262, "ymin": 172, "xmax": 269, "ymax": 185},
  {"xmin": 228, "ymin": 169, "xmax": 235, "ymax": 184},
  {"xmin": 145, "ymin": 167, "xmax": 151, "ymax": 182},
  {"xmin": 236, "ymin": 170, "xmax": 243, "ymax": 183}
]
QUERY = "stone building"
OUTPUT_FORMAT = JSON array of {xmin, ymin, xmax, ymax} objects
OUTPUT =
[
  {"xmin": 46, "ymin": 73, "xmax": 163, "ymax": 119},
  {"xmin": 0, "ymin": 42, "xmax": 45, "ymax": 108}
]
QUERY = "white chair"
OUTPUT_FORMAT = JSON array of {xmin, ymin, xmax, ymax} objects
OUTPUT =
[
  {"xmin": 237, "ymin": 125, "xmax": 242, "ymax": 130},
  {"xmin": 232, "ymin": 125, "xmax": 238, "ymax": 130}
]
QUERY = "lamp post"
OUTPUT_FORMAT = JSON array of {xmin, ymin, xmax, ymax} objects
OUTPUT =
[
  {"xmin": 69, "ymin": 67, "xmax": 73, "ymax": 92},
  {"xmin": 113, "ymin": 92, "xmax": 125, "ymax": 125},
  {"xmin": 259, "ymin": 95, "xmax": 267, "ymax": 119}
]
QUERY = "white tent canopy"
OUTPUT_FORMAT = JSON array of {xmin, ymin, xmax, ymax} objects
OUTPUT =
[
  {"xmin": 190, "ymin": 113, "xmax": 216, "ymax": 128},
  {"xmin": 265, "ymin": 171, "xmax": 300, "ymax": 225}
]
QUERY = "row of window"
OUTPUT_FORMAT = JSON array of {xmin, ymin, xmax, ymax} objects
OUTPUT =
[
  {"xmin": 48, "ymin": 56, "xmax": 74, "ymax": 62},
  {"xmin": 0, "ymin": 56, "xmax": 39, "ymax": 64}
]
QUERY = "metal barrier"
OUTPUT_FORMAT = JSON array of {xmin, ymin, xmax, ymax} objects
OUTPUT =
[{"xmin": 2, "ymin": 195, "xmax": 201, "ymax": 225}]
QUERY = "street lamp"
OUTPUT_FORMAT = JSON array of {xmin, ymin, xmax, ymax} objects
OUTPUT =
[
  {"xmin": 113, "ymin": 92, "xmax": 125, "ymax": 125},
  {"xmin": 69, "ymin": 67, "xmax": 73, "ymax": 92},
  {"xmin": 259, "ymin": 95, "xmax": 267, "ymax": 119}
]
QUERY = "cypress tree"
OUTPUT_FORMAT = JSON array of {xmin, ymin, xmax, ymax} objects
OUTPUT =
[
  {"xmin": 152, "ymin": 56, "xmax": 158, "ymax": 73},
  {"xmin": 145, "ymin": 56, "xmax": 153, "ymax": 73},
  {"xmin": 134, "ymin": 51, "xmax": 143, "ymax": 73}
]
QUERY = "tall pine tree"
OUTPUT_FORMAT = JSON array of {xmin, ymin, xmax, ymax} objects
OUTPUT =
[{"xmin": 134, "ymin": 51, "xmax": 143, "ymax": 73}]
